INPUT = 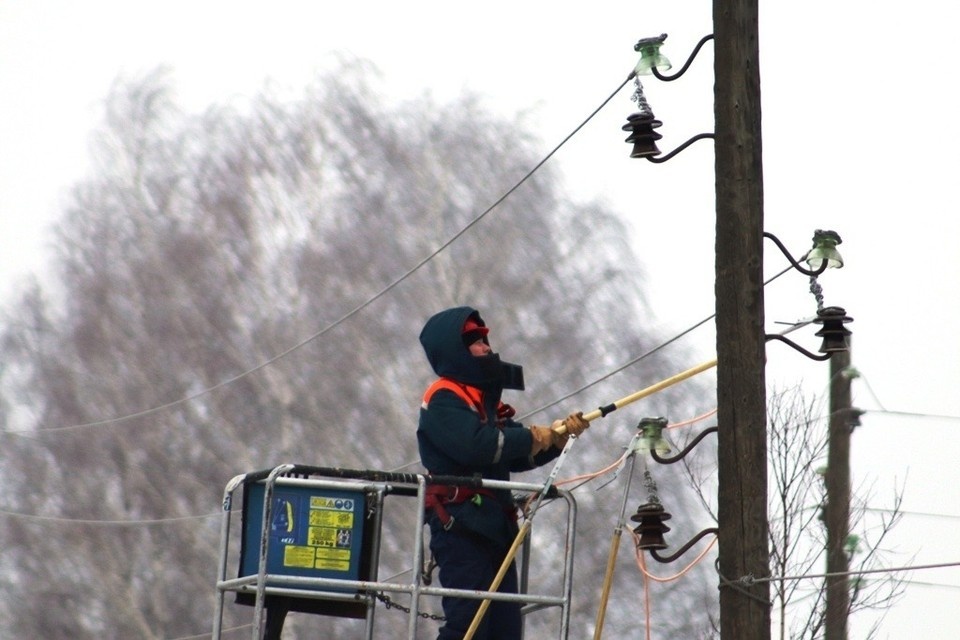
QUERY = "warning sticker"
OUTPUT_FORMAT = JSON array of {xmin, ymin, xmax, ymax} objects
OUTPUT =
[
  {"xmin": 283, "ymin": 545, "xmax": 317, "ymax": 569},
  {"xmin": 316, "ymin": 547, "xmax": 351, "ymax": 562},
  {"xmin": 310, "ymin": 496, "xmax": 355, "ymax": 512},
  {"xmin": 309, "ymin": 509, "xmax": 354, "ymax": 528},
  {"xmin": 315, "ymin": 557, "xmax": 350, "ymax": 571},
  {"xmin": 308, "ymin": 526, "xmax": 354, "ymax": 549}
]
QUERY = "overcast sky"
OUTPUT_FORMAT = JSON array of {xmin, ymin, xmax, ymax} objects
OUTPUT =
[{"xmin": 1, "ymin": 1, "xmax": 958, "ymax": 637}]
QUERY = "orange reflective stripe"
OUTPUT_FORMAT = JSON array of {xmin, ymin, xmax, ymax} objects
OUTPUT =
[{"xmin": 422, "ymin": 378, "xmax": 489, "ymax": 421}]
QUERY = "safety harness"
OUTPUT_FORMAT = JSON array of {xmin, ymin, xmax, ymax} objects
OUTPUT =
[
  {"xmin": 420, "ymin": 377, "xmax": 515, "ymax": 424},
  {"xmin": 424, "ymin": 484, "xmax": 501, "ymax": 530},
  {"xmin": 421, "ymin": 378, "xmax": 518, "ymax": 530}
]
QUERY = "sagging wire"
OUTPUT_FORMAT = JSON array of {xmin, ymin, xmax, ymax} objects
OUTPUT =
[
  {"xmin": 668, "ymin": 408, "xmax": 717, "ymax": 429},
  {"xmin": 627, "ymin": 466, "xmax": 719, "ymax": 640},
  {"xmin": 856, "ymin": 370, "xmax": 888, "ymax": 411},
  {"xmin": 717, "ymin": 560, "xmax": 960, "ymax": 609},
  {"xmin": 523, "ymin": 264, "xmax": 794, "ymax": 423},
  {"xmin": 582, "ymin": 414, "xmax": 711, "ymax": 638},
  {"xmin": 633, "ymin": 536, "xmax": 719, "ymax": 638},
  {"xmin": 867, "ymin": 409, "xmax": 960, "ymax": 422},
  {"xmin": 521, "ymin": 406, "xmax": 718, "ymax": 514},
  {"xmin": 585, "ymin": 412, "xmax": 718, "ymax": 639},
  {"xmin": 0, "ymin": 507, "xmax": 220, "ymax": 526},
  {"xmin": 553, "ymin": 407, "xmax": 718, "ymax": 494},
  {"xmin": 632, "ymin": 528, "xmax": 718, "ymax": 583},
  {"xmin": 303, "ymin": 413, "xmax": 717, "ymax": 638},
  {"xmin": 640, "ymin": 552, "xmax": 652, "ymax": 640},
  {"xmin": 6, "ymin": 74, "xmax": 638, "ymax": 437},
  {"xmin": 605, "ymin": 452, "xmax": 717, "ymax": 639},
  {"xmin": 0, "ymin": 406, "xmax": 719, "ymax": 526},
  {"xmin": 734, "ymin": 560, "xmax": 960, "ymax": 586}
]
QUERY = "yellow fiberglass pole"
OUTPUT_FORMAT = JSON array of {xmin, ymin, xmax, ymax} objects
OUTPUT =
[
  {"xmin": 466, "ymin": 357, "xmax": 717, "ymax": 638},
  {"xmin": 554, "ymin": 357, "xmax": 718, "ymax": 434}
]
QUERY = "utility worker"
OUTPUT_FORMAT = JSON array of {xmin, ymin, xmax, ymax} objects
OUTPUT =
[{"xmin": 417, "ymin": 306, "xmax": 589, "ymax": 640}]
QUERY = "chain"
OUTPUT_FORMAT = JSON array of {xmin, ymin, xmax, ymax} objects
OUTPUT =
[
  {"xmin": 631, "ymin": 77, "xmax": 654, "ymax": 116},
  {"xmin": 642, "ymin": 469, "xmax": 661, "ymax": 505},
  {"xmin": 809, "ymin": 275, "xmax": 825, "ymax": 311},
  {"xmin": 374, "ymin": 591, "xmax": 446, "ymax": 621}
]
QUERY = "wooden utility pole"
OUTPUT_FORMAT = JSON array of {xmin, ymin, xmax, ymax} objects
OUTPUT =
[
  {"xmin": 714, "ymin": 0, "xmax": 771, "ymax": 638},
  {"xmin": 825, "ymin": 342, "xmax": 853, "ymax": 639}
]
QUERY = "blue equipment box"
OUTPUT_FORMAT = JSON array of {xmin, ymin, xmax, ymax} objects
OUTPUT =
[{"xmin": 240, "ymin": 482, "xmax": 367, "ymax": 590}]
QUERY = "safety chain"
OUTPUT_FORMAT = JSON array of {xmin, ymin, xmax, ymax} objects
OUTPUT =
[{"xmin": 374, "ymin": 591, "xmax": 446, "ymax": 621}]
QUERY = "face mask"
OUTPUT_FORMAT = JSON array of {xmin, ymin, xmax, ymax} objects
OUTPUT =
[{"xmin": 476, "ymin": 352, "xmax": 525, "ymax": 391}]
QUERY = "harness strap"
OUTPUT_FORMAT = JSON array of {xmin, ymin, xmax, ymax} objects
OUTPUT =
[{"xmin": 424, "ymin": 483, "xmax": 517, "ymax": 530}]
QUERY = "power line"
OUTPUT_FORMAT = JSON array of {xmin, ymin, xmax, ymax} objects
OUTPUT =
[
  {"xmin": 4, "ymin": 104, "xmax": 805, "ymax": 440},
  {"xmin": 0, "ymin": 507, "xmax": 220, "ymax": 526},
  {"xmin": 862, "ymin": 507, "xmax": 960, "ymax": 521},
  {"xmin": 1, "ymin": 271, "xmax": 843, "ymax": 521},
  {"xmin": 2, "ymin": 73, "xmax": 636, "ymax": 437},
  {"xmin": 521, "ymin": 312, "xmax": 714, "ymax": 420},
  {"xmin": 864, "ymin": 409, "xmax": 960, "ymax": 422},
  {"xmin": 855, "ymin": 371, "xmax": 887, "ymax": 411},
  {"xmin": 732, "ymin": 560, "xmax": 960, "ymax": 586},
  {"xmin": 522, "ymin": 263, "xmax": 795, "ymax": 420},
  {"xmin": 899, "ymin": 578, "xmax": 960, "ymax": 591}
]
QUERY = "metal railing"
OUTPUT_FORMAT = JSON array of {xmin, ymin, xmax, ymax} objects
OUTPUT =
[{"xmin": 212, "ymin": 464, "xmax": 578, "ymax": 639}]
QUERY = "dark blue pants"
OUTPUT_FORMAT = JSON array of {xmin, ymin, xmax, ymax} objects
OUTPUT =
[{"xmin": 429, "ymin": 523, "xmax": 522, "ymax": 640}]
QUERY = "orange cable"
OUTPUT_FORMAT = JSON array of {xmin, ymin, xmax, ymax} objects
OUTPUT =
[
  {"xmin": 668, "ymin": 407, "xmax": 718, "ymax": 429},
  {"xmin": 640, "ymin": 552, "xmax": 652, "ymax": 640},
  {"xmin": 629, "ymin": 529, "xmax": 719, "ymax": 583}
]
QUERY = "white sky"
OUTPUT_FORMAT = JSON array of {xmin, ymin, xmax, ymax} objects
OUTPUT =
[{"xmin": 1, "ymin": 1, "xmax": 958, "ymax": 638}]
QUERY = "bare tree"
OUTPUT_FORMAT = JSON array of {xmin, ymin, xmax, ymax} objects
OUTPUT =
[
  {"xmin": 767, "ymin": 386, "xmax": 905, "ymax": 640},
  {"xmin": 0, "ymin": 63, "xmax": 716, "ymax": 638}
]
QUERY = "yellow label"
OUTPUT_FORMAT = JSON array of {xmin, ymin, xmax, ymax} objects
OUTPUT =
[
  {"xmin": 315, "ymin": 558, "xmax": 350, "ymax": 571},
  {"xmin": 316, "ymin": 548, "xmax": 351, "ymax": 561},
  {"xmin": 309, "ymin": 509, "xmax": 354, "ymax": 528},
  {"xmin": 308, "ymin": 526, "xmax": 338, "ymax": 548},
  {"xmin": 283, "ymin": 545, "xmax": 316, "ymax": 569},
  {"xmin": 308, "ymin": 525, "xmax": 355, "ymax": 548},
  {"xmin": 309, "ymin": 496, "xmax": 356, "ymax": 511}
]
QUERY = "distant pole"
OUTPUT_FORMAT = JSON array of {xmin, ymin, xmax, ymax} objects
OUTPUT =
[
  {"xmin": 825, "ymin": 342, "xmax": 853, "ymax": 639},
  {"xmin": 714, "ymin": 0, "xmax": 771, "ymax": 638}
]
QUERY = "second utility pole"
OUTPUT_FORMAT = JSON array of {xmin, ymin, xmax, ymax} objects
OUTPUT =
[
  {"xmin": 714, "ymin": 0, "xmax": 772, "ymax": 638},
  {"xmin": 825, "ymin": 342, "xmax": 853, "ymax": 639}
]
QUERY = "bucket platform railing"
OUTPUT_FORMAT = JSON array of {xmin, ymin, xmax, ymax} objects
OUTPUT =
[{"xmin": 212, "ymin": 464, "xmax": 578, "ymax": 639}]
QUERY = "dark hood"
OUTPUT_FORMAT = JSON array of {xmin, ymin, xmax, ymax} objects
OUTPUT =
[{"xmin": 419, "ymin": 306, "xmax": 524, "ymax": 391}]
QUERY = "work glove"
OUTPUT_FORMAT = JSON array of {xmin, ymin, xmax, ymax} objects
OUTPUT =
[
  {"xmin": 529, "ymin": 426, "xmax": 554, "ymax": 455},
  {"xmin": 552, "ymin": 412, "xmax": 589, "ymax": 438}
]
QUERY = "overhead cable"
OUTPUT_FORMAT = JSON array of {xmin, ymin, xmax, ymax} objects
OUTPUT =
[
  {"xmin": 0, "ymin": 507, "xmax": 220, "ymax": 526},
  {"xmin": 4, "ymin": 74, "xmax": 635, "ymax": 436},
  {"xmin": 728, "ymin": 560, "xmax": 960, "ymax": 586}
]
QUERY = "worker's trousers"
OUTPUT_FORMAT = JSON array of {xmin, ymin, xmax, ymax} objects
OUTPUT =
[{"xmin": 428, "ymin": 519, "xmax": 522, "ymax": 640}]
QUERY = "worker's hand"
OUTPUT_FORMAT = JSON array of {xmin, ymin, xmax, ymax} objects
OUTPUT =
[
  {"xmin": 552, "ymin": 412, "xmax": 589, "ymax": 438},
  {"xmin": 529, "ymin": 426, "xmax": 554, "ymax": 455}
]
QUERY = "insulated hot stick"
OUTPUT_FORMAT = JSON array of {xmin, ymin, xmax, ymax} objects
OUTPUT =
[
  {"xmin": 552, "ymin": 357, "xmax": 718, "ymax": 435},
  {"xmin": 463, "ymin": 357, "xmax": 718, "ymax": 639},
  {"xmin": 463, "ymin": 435, "xmax": 577, "ymax": 640}
]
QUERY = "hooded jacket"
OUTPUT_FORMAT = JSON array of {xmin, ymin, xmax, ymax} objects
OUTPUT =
[{"xmin": 417, "ymin": 306, "xmax": 560, "ymax": 547}]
